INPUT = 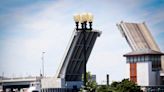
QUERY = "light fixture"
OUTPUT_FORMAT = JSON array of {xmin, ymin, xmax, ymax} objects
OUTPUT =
[
  {"xmin": 87, "ymin": 13, "xmax": 93, "ymax": 22},
  {"xmin": 81, "ymin": 13, "xmax": 88, "ymax": 22},
  {"xmin": 73, "ymin": 14, "xmax": 81, "ymax": 22},
  {"xmin": 73, "ymin": 12, "xmax": 93, "ymax": 31}
]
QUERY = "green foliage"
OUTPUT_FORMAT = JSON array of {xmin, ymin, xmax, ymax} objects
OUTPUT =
[
  {"xmin": 86, "ymin": 80, "xmax": 97, "ymax": 91},
  {"xmin": 81, "ymin": 72, "xmax": 142, "ymax": 92},
  {"xmin": 80, "ymin": 71, "xmax": 97, "ymax": 92},
  {"xmin": 111, "ymin": 81, "xmax": 119, "ymax": 88},
  {"xmin": 97, "ymin": 79, "xmax": 142, "ymax": 92},
  {"xmin": 115, "ymin": 79, "xmax": 142, "ymax": 92},
  {"xmin": 97, "ymin": 85, "xmax": 113, "ymax": 92}
]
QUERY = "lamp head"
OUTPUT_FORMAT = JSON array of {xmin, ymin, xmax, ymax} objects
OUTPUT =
[
  {"xmin": 81, "ymin": 13, "xmax": 88, "ymax": 23},
  {"xmin": 87, "ymin": 13, "xmax": 93, "ymax": 22},
  {"xmin": 73, "ymin": 14, "xmax": 81, "ymax": 22}
]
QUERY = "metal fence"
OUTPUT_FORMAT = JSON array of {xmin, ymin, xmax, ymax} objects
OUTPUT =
[
  {"xmin": 142, "ymin": 86, "xmax": 164, "ymax": 92},
  {"xmin": 41, "ymin": 88, "xmax": 79, "ymax": 92}
]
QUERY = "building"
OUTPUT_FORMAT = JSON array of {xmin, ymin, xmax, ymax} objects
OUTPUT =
[
  {"xmin": 117, "ymin": 22, "xmax": 164, "ymax": 90},
  {"xmin": 124, "ymin": 49, "xmax": 163, "ymax": 86}
]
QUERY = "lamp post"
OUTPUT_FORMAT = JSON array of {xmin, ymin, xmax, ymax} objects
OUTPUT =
[
  {"xmin": 42, "ymin": 52, "xmax": 45, "ymax": 77},
  {"xmin": 73, "ymin": 12, "xmax": 93, "ymax": 89}
]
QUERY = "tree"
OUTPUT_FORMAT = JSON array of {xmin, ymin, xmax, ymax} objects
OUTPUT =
[
  {"xmin": 112, "ymin": 79, "xmax": 142, "ymax": 92},
  {"xmin": 97, "ymin": 85, "xmax": 113, "ymax": 92},
  {"xmin": 97, "ymin": 79, "xmax": 142, "ymax": 92},
  {"xmin": 111, "ymin": 81, "xmax": 119, "ymax": 88},
  {"xmin": 81, "ymin": 74, "xmax": 142, "ymax": 92},
  {"xmin": 80, "ymin": 72, "xmax": 97, "ymax": 92}
]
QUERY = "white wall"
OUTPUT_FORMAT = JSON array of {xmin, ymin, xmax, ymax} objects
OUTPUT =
[
  {"xmin": 126, "ymin": 64, "xmax": 130, "ymax": 79},
  {"xmin": 137, "ymin": 62, "xmax": 160, "ymax": 86},
  {"xmin": 161, "ymin": 56, "xmax": 164, "ymax": 71},
  {"xmin": 137, "ymin": 62, "xmax": 150, "ymax": 86},
  {"xmin": 41, "ymin": 77, "xmax": 65, "ymax": 88},
  {"xmin": 41, "ymin": 77, "xmax": 83, "ymax": 89}
]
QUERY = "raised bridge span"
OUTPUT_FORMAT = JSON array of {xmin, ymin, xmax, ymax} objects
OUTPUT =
[{"xmin": 55, "ymin": 29, "xmax": 101, "ymax": 87}]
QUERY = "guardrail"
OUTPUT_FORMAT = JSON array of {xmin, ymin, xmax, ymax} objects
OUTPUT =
[{"xmin": 41, "ymin": 88, "xmax": 79, "ymax": 92}]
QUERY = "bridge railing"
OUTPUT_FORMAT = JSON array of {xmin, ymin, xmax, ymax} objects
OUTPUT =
[{"xmin": 41, "ymin": 88, "xmax": 78, "ymax": 92}]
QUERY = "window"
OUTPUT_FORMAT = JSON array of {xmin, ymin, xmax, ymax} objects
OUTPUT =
[
  {"xmin": 157, "ymin": 56, "xmax": 161, "ymax": 61},
  {"xmin": 159, "ymin": 62, "xmax": 161, "ymax": 68},
  {"xmin": 127, "ymin": 57, "xmax": 130, "ymax": 62},
  {"xmin": 134, "ymin": 56, "xmax": 137, "ymax": 62},
  {"xmin": 152, "ymin": 55, "xmax": 155, "ymax": 61},
  {"xmin": 137, "ymin": 56, "xmax": 141, "ymax": 62},
  {"xmin": 141, "ymin": 56, "xmax": 144, "ymax": 61},
  {"xmin": 130, "ymin": 57, "xmax": 133, "ymax": 62},
  {"xmin": 152, "ymin": 60, "xmax": 161, "ymax": 71},
  {"xmin": 145, "ymin": 55, "xmax": 149, "ymax": 61},
  {"xmin": 154, "ymin": 56, "xmax": 157, "ymax": 61},
  {"xmin": 152, "ymin": 61, "xmax": 155, "ymax": 69}
]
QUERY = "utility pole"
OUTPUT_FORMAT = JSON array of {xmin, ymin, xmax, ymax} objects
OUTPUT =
[
  {"xmin": 1, "ymin": 72, "xmax": 4, "ymax": 91},
  {"xmin": 42, "ymin": 52, "xmax": 45, "ymax": 77},
  {"xmin": 107, "ymin": 74, "xmax": 109, "ymax": 86}
]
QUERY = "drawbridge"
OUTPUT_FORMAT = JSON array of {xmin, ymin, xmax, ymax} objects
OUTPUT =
[{"xmin": 56, "ymin": 29, "xmax": 101, "ymax": 83}]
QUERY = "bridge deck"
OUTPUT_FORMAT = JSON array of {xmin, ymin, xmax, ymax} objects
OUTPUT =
[{"xmin": 57, "ymin": 29, "xmax": 101, "ymax": 81}]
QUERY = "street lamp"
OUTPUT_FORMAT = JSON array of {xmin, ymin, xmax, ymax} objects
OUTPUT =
[
  {"xmin": 42, "ymin": 52, "xmax": 45, "ymax": 77},
  {"xmin": 73, "ymin": 12, "xmax": 93, "ymax": 89},
  {"xmin": 73, "ymin": 13, "xmax": 93, "ymax": 31}
]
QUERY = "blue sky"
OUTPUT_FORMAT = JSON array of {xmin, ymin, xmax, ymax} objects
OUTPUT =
[{"xmin": 0, "ymin": 0, "xmax": 164, "ymax": 84}]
